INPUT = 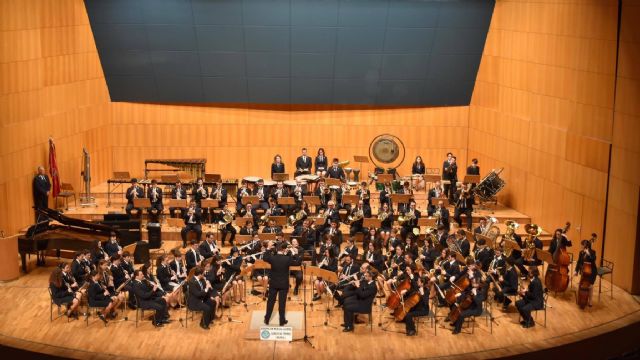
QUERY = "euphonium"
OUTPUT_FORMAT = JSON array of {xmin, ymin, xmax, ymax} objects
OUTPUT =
[
  {"xmin": 502, "ymin": 220, "xmax": 520, "ymax": 257},
  {"xmin": 378, "ymin": 210, "xmax": 389, "ymax": 221}
]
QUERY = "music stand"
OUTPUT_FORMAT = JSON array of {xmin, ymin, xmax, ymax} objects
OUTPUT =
[
  {"xmin": 201, "ymin": 199, "xmax": 219, "ymax": 209},
  {"xmin": 453, "ymin": 252, "xmax": 466, "ymax": 263},
  {"xmin": 133, "ymin": 198, "xmax": 151, "ymax": 221},
  {"xmin": 161, "ymin": 174, "xmax": 179, "ymax": 183},
  {"xmin": 311, "ymin": 217, "xmax": 325, "ymax": 226},
  {"xmin": 476, "ymin": 233, "xmax": 495, "ymax": 248},
  {"xmin": 258, "ymin": 233, "xmax": 278, "ymax": 241},
  {"xmin": 278, "ymin": 197, "xmax": 296, "ymax": 206},
  {"xmin": 166, "ymin": 217, "xmax": 184, "ymax": 229},
  {"xmin": 363, "ymin": 218, "xmax": 381, "ymax": 229},
  {"xmin": 430, "ymin": 198, "xmax": 449, "ymax": 207},
  {"xmin": 305, "ymin": 197, "xmax": 322, "ymax": 213},
  {"xmin": 168, "ymin": 199, "xmax": 187, "ymax": 208},
  {"xmin": 325, "ymin": 178, "xmax": 341, "ymax": 187},
  {"xmin": 418, "ymin": 218, "xmax": 436, "ymax": 227},
  {"xmin": 270, "ymin": 216, "xmax": 287, "ymax": 227},
  {"xmin": 504, "ymin": 239, "xmax": 521, "ymax": 253},
  {"xmin": 377, "ymin": 174, "xmax": 393, "ymax": 184},
  {"xmin": 242, "ymin": 196, "xmax": 259, "ymax": 205},
  {"xmin": 536, "ymin": 248, "xmax": 554, "ymax": 275},
  {"xmin": 390, "ymin": 194, "xmax": 411, "ymax": 208},
  {"xmin": 463, "ymin": 175, "xmax": 480, "ymax": 184},
  {"xmin": 272, "ymin": 173, "xmax": 289, "ymax": 181},
  {"xmin": 235, "ymin": 235, "xmax": 252, "ymax": 245},
  {"xmin": 291, "ymin": 263, "xmax": 315, "ymax": 348},
  {"xmin": 306, "ymin": 266, "xmax": 339, "ymax": 328},
  {"xmin": 113, "ymin": 171, "xmax": 130, "ymax": 180},
  {"xmin": 342, "ymin": 194, "xmax": 358, "ymax": 205},
  {"xmin": 205, "ymin": 174, "xmax": 222, "ymax": 183}
]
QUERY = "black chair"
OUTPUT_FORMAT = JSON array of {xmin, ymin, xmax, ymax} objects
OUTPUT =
[
  {"xmin": 85, "ymin": 301, "xmax": 108, "ymax": 327},
  {"xmin": 413, "ymin": 299, "xmax": 438, "ymax": 335},
  {"xmin": 133, "ymin": 293, "xmax": 158, "ymax": 328},
  {"xmin": 353, "ymin": 311, "xmax": 373, "ymax": 332},
  {"xmin": 598, "ymin": 259, "xmax": 614, "ymax": 301},
  {"xmin": 181, "ymin": 283, "xmax": 204, "ymax": 329},
  {"xmin": 519, "ymin": 289, "xmax": 549, "ymax": 328},
  {"xmin": 48, "ymin": 288, "xmax": 69, "ymax": 322}
]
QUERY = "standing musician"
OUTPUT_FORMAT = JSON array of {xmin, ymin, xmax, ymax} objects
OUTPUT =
[
  {"xmin": 188, "ymin": 266, "xmax": 216, "ymax": 330},
  {"xmin": 169, "ymin": 249, "xmax": 188, "ymax": 283},
  {"xmin": 575, "ymin": 239, "xmax": 598, "ymax": 307},
  {"xmin": 427, "ymin": 180, "xmax": 445, "ymax": 216},
  {"xmin": 49, "ymin": 267, "xmax": 82, "ymax": 319},
  {"xmin": 548, "ymin": 228, "xmax": 573, "ymax": 254},
  {"xmin": 147, "ymin": 179, "xmax": 163, "ymax": 223},
  {"xmin": 400, "ymin": 200, "xmax": 420, "ymax": 240},
  {"xmin": 451, "ymin": 277, "xmax": 487, "ymax": 335},
  {"xmin": 130, "ymin": 269, "xmax": 170, "ymax": 327},
  {"xmin": 236, "ymin": 180, "xmax": 250, "ymax": 212},
  {"xmin": 271, "ymin": 154, "xmax": 285, "ymax": 179},
  {"xmin": 315, "ymin": 148, "xmax": 328, "ymax": 177},
  {"xmin": 327, "ymin": 158, "xmax": 345, "ymax": 180},
  {"xmin": 88, "ymin": 269, "xmax": 123, "ymax": 323},
  {"xmin": 313, "ymin": 247, "xmax": 338, "ymax": 301},
  {"xmin": 186, "ymin": 239, "xmax": 204, "ymax": 273},
  {"xmin": 295, "ymin": 147, "xmax": 313, "ymax": 177},
  {"xmin": 253, "ymin": 179, "xmax": 269, "ymax": 210},
  {"xmin": 170, "ymin": 180, "xmax": 188, "ymax": 218},
  {"xmin": 453, "ymin": 183, "xmax": 473, "ymax": 231},
  {"xmin": 404, "ymin": 275, "xmax": 430, "ymax": 336},
  {"xmin": 263, "ymin": 241, "xmax": 295, "ymax": 326},
  {"xmin": 516, "ymin": 266, "xmax": 544, "ymax": 328},
  {"xmin": 199, "ymin": 232, "xmax": 220, "ymax": 259},
  {"xmin": 411, "ymin": 155, "xmax": 426, "ymax": 191},
  {"xmin": 240, "ymin": 203, "xmax": 259, "ymax": 231},
  {"xmin": 341, "ymin": 270, "xmax": 377, "ymax": 332},
  {"xmin": 104, "ymin": 231, "xmax": 122, "ymax": 258},
  {"xmin": 434, "ymin": 201, "xmax": 450, "ymax": 232},
  {"xmin": 181, "ymin": 200, "xmax": 203, "ymax": 247},
  {"xmin": 222, "ymin": 247, "xmax": 245, "ymax": 304},
  {"xmin": 32, "ymin": 165, "xmax": 51, "ymax": 221},
  {"xmin": 125, "ymin": 178, "xmax": 144, "ymax": 216},
  {"xmin": 493, "ymin": 257, "xmax": 518, "ymax": 311},
  {"xmin": 348, "ymin": 199, "xmax": 371, "ymax": 237},
  {"xmin": 442, "ymin": 153, "xmax": 458, "ymax": 201},
  {"xmin": 356, "ymin": 181, "xmax": 371, "ymax": 208}
]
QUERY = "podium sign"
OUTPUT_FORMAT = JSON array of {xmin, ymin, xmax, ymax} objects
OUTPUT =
[{"xmin": 259, "ymin": 326, "xmax": 293, "ymax": 341}]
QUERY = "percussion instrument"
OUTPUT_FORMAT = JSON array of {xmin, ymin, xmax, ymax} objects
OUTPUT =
[
  {"xmin": 474, "ymin": 168, "xmax": 506, "ymax": 201},
  {"xmin": 296, "ymin": 174, "xmax": 320, "ymax": 182},
  {"xmin": 352, "ymin": 168, "xmax": 361, "ymax": 182},
  {"xmin": 284, "ymin": 180, "xmax": 304, "ymax": 187},
  {"xmin": 344, "ymin": 167, "xmax": 353, "ymax": 181},
  {"xmin": 243, "ymin": 176, "xmax": 263, "ymax": 183}
]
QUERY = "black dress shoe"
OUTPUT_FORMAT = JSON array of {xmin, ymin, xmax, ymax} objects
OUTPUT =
[
  {"xmin": 200, "ymin": 323, "xmax": 210, "ymax": 330},
  {"xmin": 342, "ymin": 327, "xmax": 354, "ymax": 332},
  {"xmin": 407, "ymin": 330, "xmax": 416, "ymax": 336},
  {"xmin": 264, "ymin": 318, "xmax": 270, "ymax": 325},
  {"xmin": 293, "ymin": 289, "xmax": 299, "ymax": 296},
  {"xmin": 354, "ymin": 319, "xmax": 365, "ymax": 324},
  {"xmin": 98, "ymin": 313, "xmax": 108, "ymax": 324},
  {"xmin": 520, "ymin": 320, "xmax": 526, "ymax": 325},
  {"xmin": 340, "ymin": 323, "xmax": 346, "ymax": 327},
  {"xmin": 312, "ymin": 294, "xmax": 321, "ymax": 301},
  {"xmin": 452, "ymin": 329, "xmax": 461, "ymax": 335},
  {"xmin": 153, "ymin": 322, "xmax": 164, "ymax": 327},
  {"xmin": 279, "ymin": 320, "xmax": 288, "ymax": 326},
  {"xmin": 523, "ymin": 322, "xmax": 535, "ymax": 328}
]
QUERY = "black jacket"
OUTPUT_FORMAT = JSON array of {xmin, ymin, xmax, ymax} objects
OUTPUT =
[
  {"xmin": 263, "ymin": 251, "xmax": 293, "ymax": 289},
  {"xmin": 349, "ymin": 280, "xmax": 377, "ymax": 313},
  {"xmin": 199, "ymin": 240, "xmax": 218, "ymax": 259},
  {"xmin": 88, "ymin": 281, "xmax": 110, "ymax": 305},
  {"xmin": 327, "ymin": 166, "xmax": 345, "ymax": 180},
  {"xmin": 187, "ymin": 277, "xmax": 209, "ymax": 309},
  {"xmin": 32, "ymin": 174, "xmax": 51, "ymax": 209},
  {"xmin": 524, "ymin": 277, "xmax": 544, "ymax": 310},
  {"xmin": 185, "ymin": 249, "xmax": 203, "ymax": 272},
  {"xmin": 315, "ymin": 156, "xmax": 327, "ymax": 171},
  {"xmin": 296, "ymin": 156, "xmax": 312, "ymax": 173},
  {"xmin": 183, "ymin": 208, "xmax": 202, "ymax": 226}
]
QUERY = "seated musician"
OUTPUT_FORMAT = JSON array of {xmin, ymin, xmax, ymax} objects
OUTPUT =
[
  {"xmin": 334, "ymin": 257, "xmax": 364, "ymax": 307},
  {"xmin": 169, "ymin": 249, "xmax": 187, "ymax": 283},
  {"xmin": 327, "ymin": 158, "xmax": 345, "ymax": 180},
  {"xmin": 451, "ymin": 277, "xmax": 488, "ymax": 335},
  {"xmin": 88, "ymin": 269, "xmax": 123, "ymax": 323},
  {"xmin": 199, "ymin": 232, "xmax": 220, "ymax": 259},
  {"xmin": 494, "ymin": 257, "xmax": 518, "ymax": 311},
  {"xmin": 378, "ymin": 202, "xmax": 393, "ymax": 234},
  {"xmin": 147, "ymin": 179, "xmax": 163, "ymax": 223},
  {"xmin": 379, "ymin": 182, "xmax": 392, "ymax": 212},
  {"xmin": 341, "ymin": 269, "xmax": 377, "ymax": 332},
  {"xmin": 291, "ymin": 218, "xmax": 317, "ymax": 251},
  {"xmin": 236, "ymin": 180, "xmax": 250, "ymax": 212},
  {"xmin": 265, "ymin": 197, "xmax": 284, "ymax": 218},
  {"xmin": 404, "ymin": 275, "xmax": 430, "ymax": 336},
  {"xmin": 313, "ymin": 247, "xmax": 338, "ymax": 301},
  {"xmin": 209, "ymin": 181, "xmax": 228, "ymax": 211},
  {"xmin": 292, "ymin": 180, "xmax": 306, "ymax": 207},
  {"xmin": 427, "ymin": 180, "xmax": 446, "ymax": 216},
  {"xmin": 71, "ymin": 251, "xmax": 90, "ymax": 287},
  {"xmin": 289, "ymin": 238, "xmax": 304, "ymax": 296},
  {"xmin": 189, "ymin": 266, "xmax": 216, "ymax": 330},
  {"xmin": 202, "ymin": 258, "xmax": 224, "ymax": 310},
  {"xmin": 262, "ymin": 219, "xmax": 282, "ymax": 234},
  {"xmin": 439, "ymin": 251, "xmax": 462, "ymax": 293},
  {"xmin": 130, "ymin": 269, "xmax": 170, "ymax": 327},
  {"xmin": 474, "ymin": 238, "xmax": 495, "ymax": 271},
  {"xmin": 192, "ymin": 177, "xmax": 208, "ymax": 208},
  {"xmin": 60, "ymin": 262, "xmax": 84, "ymax": 296},
  {"xmin": 363, "ymin": 243, "xmax": 384, "ymax": 272},
  {"xmin": 524, "ymin": 230, "xmax": 544, "ymax": 268},
  {"xmin": 474, "ymin": 218, "xmax": 488, "ymax": 235},
  {"xmin": 253, "ymin": 179, "xmax": 269, "ymax": 210},
  {"xmin": 348, "ymin": 200, "xmax": 371, "ymax": 237},
  {"xmin": 246, "ymin": 241, "xmax": 270, "ymax": 298},
  {"xmin": 508, "ymin": 231, "xmax": 529, "ymax": 277},
  {"xmin": 121, "ymin": 251, "xmax": 135, "ymax": 277},
  {"xmin": 435, "ymin": 201, "xmax": 450, "ymax": 232},
  {"xmin": 125, "ymin": 178, "xmax": 144, "ymax": 216},
  {"xmin": 404, "ymin": 236, "xmax": 419, "ymax": 260},
  {"xmin": 385, "ymin": 245, "xmax": 406, "ymax": 289},
  {"xmin": 239, "ymin": 219, "xmax": 255, "ymax": 236},
  {"xmin": 240, "ymin": 203, "xmax": 259, "ymax": 232},
  {"xmin": 516, "ymin": 266, "xmax": 544, "ymax": 328},
  {"xmin": 271, "ymin": 181, "xmax": 288, "ymax": 202},
  {"xmin": 97, "ymin": 260, "xmax": 125, "ymax": 305},
  {"xmin": 411, "ymin": 156, "xmax": 426, "ymax": 191},
  {"xmin": 170, "ymin": 180, "xmax": 188, "ymax": 218},
  {"xmin": 109, "ymin": 255, "xmax": 129, "ymax": 292},
  {"xmin": 453, "ymin": 183, "xmax": 473, "ymax": 231},
  {"xmin": 419, "ymin": 238, "xmax": 440, "ymax": 271},
  {"xmin": 271, "ymin": 154, "xmax": 285, "ymax": 180},
  {"xmin": 398, "ymin": 181, "xmax": 413, "ymax": 213},
  {"xmin": 141, "ymin": 263, "xmax": 181, "ymax": 308},
  {"xmin": 400, "ymin": 200, "xmax": 420, "ymax": 240},
  {"xmin": 575, "ymin": 239, "xmax": 598, "ymax": 307},
  {"xmin": 156, "ymin": 255, "xmax": 181, "ymax": 293},
  {"xmin": 387, "ymin": 229, "xmax": 403, "ymax": 256},
  {"xmin": 104, "ymin": 231, "xmax": 122, "ymax": 258},
  {"xmin": 435, "ymin": 225, "xmax": 449, "ymax": 250},
  {"xmin": 223, "ymin": 247, "xmax": 245, "ymax": 304},
  {"xmin": 340, "ymin": 237, "xmax": 359, "ymax": 261},
  {"xmin": 453, "ymin": 229, "xmax": 471, "ymax": 258},
  {"xmin": 294, "ymin": 147, "xmax": 312, "ymax": 177},
  {"xmin": 323, "ymin": 219, "xmax": 343, "ymax": 246},
  {"xmin": 186, "ymin": 239, "xmax": 204, "ymax": 273},
  {"xmin": 363, "ymin": 227, "xmax": 380, "ymax": 253},
  {"xmin": 49, "ymin": 267, "xmax": 82, "ymax": 319},
  {"xmin": 315, "ymin": 179, "xmax": 330, "ymax": 211},
  {"xmin": 315, "ymin": 148, "xmax": 328, "ymax": 177},
  {"xmin": 91, "ymin": 239, "xmax": 109, "ymax": 267},
  {"xmin": 181, "ymin": 200, "xmax": 203, "ymax": 248},
  {"xmin": 218, "ymin": 204, "xmax": 236, "ymax": 246}
]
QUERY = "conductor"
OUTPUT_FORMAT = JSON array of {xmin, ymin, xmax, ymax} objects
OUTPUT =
[{"xmin": 263, "ymin": 241, "xmax": 293, "ymax": 326}]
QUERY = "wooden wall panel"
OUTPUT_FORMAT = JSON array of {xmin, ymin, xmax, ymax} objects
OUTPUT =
[{"xmin": 0, "ymin": 0, "xmax": 111, "ymax": 235}]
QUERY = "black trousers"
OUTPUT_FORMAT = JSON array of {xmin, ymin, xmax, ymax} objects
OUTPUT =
[
  {"xmin": 444, "ymin": 180, "xmax": 457, "ymax": 200},
  {"xmin": 125, "ymin": 203, "xmax": 141, "ymax": 217},
  {"xmin": 189, "ymin": 298, "xmax": 215, "ymax": 326},
  {"xmin": 221, "ymin": 224, "xmax": 236, "ymax": 245},
  {"xmin": 291, "ymin": 271, "xmax": 302, "ymax": 290},
  {"xmin": 516, "ymin": 299, "xmax": 536, "ymax": 324},
  {"xmin": 453, "ymin": 208, "xmax": 473, "ymax": 230},
  {"xmin": 147, "ymin": 204, "xmax": 163, "ymax": 223},
  {"xmin": 349, "ymin": 224, "xmax": 365, "ymax": 237},
  {"xmin": 181, "ymin": 224, "xmax": 202, "ymax": 245},
  {"xmin": 405, "ymin": 309, "xmax": 430, "ymax": 332},
  {"xmin": 265, "ymin": 286, "xmax": 288, "ymax": 324},
  {"xmin": 141, "ymin": 298, "xmax": 168, "ymax": 324},
  {"xmin": 453, "ymin": 308, "xmax": 481, "ymax": 332},
  {"xmin": 343, "ymin": 297, "xmax": 369, "ymax": 328}
]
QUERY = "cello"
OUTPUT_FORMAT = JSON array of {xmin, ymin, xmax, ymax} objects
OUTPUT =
[
  {"xmin": 544, "ymin": 222, "xmax": 571, "ymax": 292},
  {"xmin": 577, "ymin": 234, "xmax": 597, "ymax": 309}
]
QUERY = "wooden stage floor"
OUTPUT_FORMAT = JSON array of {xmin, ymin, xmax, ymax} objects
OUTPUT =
[{"xmin": 0, "ymin": 259, "xmax": 638, "ymax": 360}]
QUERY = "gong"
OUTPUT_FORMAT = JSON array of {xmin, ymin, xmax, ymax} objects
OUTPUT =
[{"xmin": 368, "ymin": 134, "xmax": 406, "ymax": 170}]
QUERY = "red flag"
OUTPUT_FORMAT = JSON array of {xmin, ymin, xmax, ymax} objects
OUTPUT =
[{"xmin": 48, "ymin": 138, "xmax": 61, "ymax": 198}]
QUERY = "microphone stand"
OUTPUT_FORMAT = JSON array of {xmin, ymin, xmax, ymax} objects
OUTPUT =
[{"xmin": 291, "ymin": 263, "xmax": 314, "ymax": 348}]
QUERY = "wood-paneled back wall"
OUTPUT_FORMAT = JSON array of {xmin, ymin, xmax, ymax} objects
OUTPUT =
[
  {"xmin": 110, "ymin": 103, "xmax": 469, "ymax": 181},
  {"xmin": 0, "ymin": 0, "xmax": 112, "ymax": 235}
]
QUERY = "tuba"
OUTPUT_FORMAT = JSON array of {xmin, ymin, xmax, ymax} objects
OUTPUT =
[
  {"xmin": 502, "ymin": 220, "xmax": 520, "ymax": 256},
  {"xmin": 523, "ymin": 223, "xmax": 542, "ymax": 261}
]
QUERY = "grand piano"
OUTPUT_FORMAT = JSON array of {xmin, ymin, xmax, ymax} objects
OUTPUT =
[{"xmin": 18, "ymin": 208, "xmax": 114, "ymax": 273}]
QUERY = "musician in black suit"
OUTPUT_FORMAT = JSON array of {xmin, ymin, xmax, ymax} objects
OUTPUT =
[
  {"xmin": 295, "ymin": 148, "xmax": 313, "ymax": 177},
  {"xmin": 253, "ymin": 179, "xmax": 269, "ymax": 210},
  {"xmin": 405, "ymin": 276, "xmax": 430, "ymax": 336},
  {"xmin": 130, "ymin": 270, "xmax": 170, "ymax": 327},
  {"xmin": 427, "ymin": 180, "xmax": 445, "ymax": 215},
  {"xmin": 574, "ymin": 239, "xmax": 598, "ymax": 307},
  {"xmin": 453, "ymin": 183, "xmax": 473, "ymax": 231},
  {"xmin": 198, "ymin": 232, "xmax": 219, "ymax": 259},
  {"xmin": 110, "ymin": 255, "xmax": 130, "ymax": 291},
  {"xmin": 323, "ymin": 220, "xmax": 343, "ymax": 246},
  {"xmin": 452, "ymin": 278, "xmax": 487, "ymax": 335},
  {"xmin": 339, "ymin": 237, "xmax": 359, "ymax": 261},
  {"xmin": 493, "ymin": 257, "xmax": 519, "ymax": 311},
  {"xmin": 548, "ymin": 228, "xmax": 572, "ymax": 255},
  {"xmin": 434, "ymin": 201, "xmax": 450, "ymax": 231},
  {"xmin": 188, "ymin": 266, "xmax": 215, "ymax": 330},
  {"xmin": 71, "ymin": 252, "xmax": 90, "ymax": 287},
  {"xmin": 379, "ymin": 182, "xmax": 393, "ymax": 212},
  {"xmin": 181, "ymin": 200, "xmax": 202, "ymax": 247},
  {"xmin": 400, "ymin": 200, "xmax": 420, "ymax": 240},
  {"xmin": 185, "ymin": 240, "xmax": 203, "ymax": 273},
  {"xmin": 474, "ymin": 238, "xmax": 494, "ymax": 271},
  {"xmin": 271, "ymin": 154, "xmax": 285, "ymax": 179},
  {"xmin": 240, "ymin": 203, "xmax": 259, "ymax": 231},
  {"xmin": 467, "ymin": 158, "xmax": 480, "ymax": 176},
  {"xmin": 236, "ymin": 180, "xmax": 250, "ymax": 211},
  {"xmin": 146, "ymin": 179, "xmax": 163, "ymax": 223},
  {"xmin": 455, "ymin": 229, "xmax": 471, "ymax": 258},
  {"xmin": 474, "ymin": 218, "xmax": 488, "ymax": 236},
  {"xmin": 315, "ymin": 148, "xmax": 328, "ymax": 177},
  {"xmin": 341, "ymin": 270, "xmax": 377, "ymax": 332},
  {"xmin": 169, "ymin": 180, "xmax": 188, "ymax": 218},
  {"xmin": 291, "ymin": 219, "xmax": 317, "ymax": 251},
  {"xmin": 442, "ymin": 153, "xmax": 458, "ymax": 201},
  {"xmin": 348, "ymin": 200, "xmax": 370, "ymax": 237},
  {"xmin": 169, "ymin": 249, "xmax": 188, "ymax": 282},
  {"xmin": 87, "ymin": 270, "xmax": 122, "ymax": 323},
  {"xmin": 125, "ymin": 178, "xmax": 144, "ymax": 216},
  {"xmin": 209, "ymin": 182, "xmax": 228, "ymax": 220},
  {"xmin": 320, "ymin": 200, "xmax": 340, "ymax": 231},
  {"xmin": 91, "ymin": 240, "xmax": 108, "ymax": 267},
  {"xmin": 192, "ymin": 177, "xmax": 208, "ymax": 208},
  {"xmin": 32, "ymin": 166, "xmax": 51, "ymax": 221},
  {"xmin": 516, "ymin": 267, "xmax": 544, "ymax": 328},
  {"xmin": 327, "ymin": 158, "xmax": 345, "ymax": 180},
  {"xmin": 263, "ymin": 242, "xmax": 294, "ymax": 326}
]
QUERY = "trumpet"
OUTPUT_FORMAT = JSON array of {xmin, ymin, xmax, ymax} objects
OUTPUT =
[
  {"xmin": 198, "ymin": 185, "xmax": 207, "ymax": 198},
  {"xmin": 257, "ymin": 187, "xmax": 265, "ymax": 201},
  {"xmin": 259, "ymin": 208, "xmax": 272, "ymax": 225},
  {"xmin": 213, "ymin": 186, "xmax": 222, "ymax": 200}
]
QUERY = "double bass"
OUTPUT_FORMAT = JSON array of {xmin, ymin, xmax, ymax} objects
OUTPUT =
[
  {"xmin": 577, "ymin": 234, "xmax": 597, "ymax": 309},
  {"xmin": 544, "ymin": 222, "xmax": 571, "ymax": 292}
]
